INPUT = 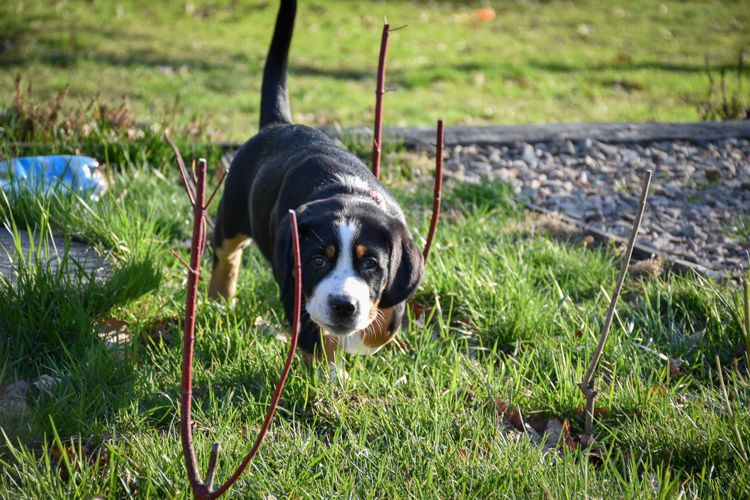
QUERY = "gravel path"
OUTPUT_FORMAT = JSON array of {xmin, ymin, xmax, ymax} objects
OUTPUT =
[
  {"xmin": 0, "ymin": 228, "xmax": 110, "ymax": 287},
  {"xmin": 444, "ymin": 138, "xmax": 750, "ymax": 278}
]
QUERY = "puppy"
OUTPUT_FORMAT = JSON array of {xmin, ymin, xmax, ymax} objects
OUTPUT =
[{"xmin": 209, "ymin": 0, "xmax": 424, "ymax": 362}]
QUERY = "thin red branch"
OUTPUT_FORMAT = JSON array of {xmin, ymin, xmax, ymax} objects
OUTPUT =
[
  {"xmin": 371, "ymin": 22, "xmax": 390, "ymax": 180},
  {"xmin": 211, "ymin": 209, "xmax": 302, "ymax": 497},
  {"xmin": 164, "ymin": 130, "xmax": 196, "ymax": 206},
  {"xmin": 168, "ymin": 133, "xmax": 304, "ymax": 498},
  {"xmin": 180, "ymin": 158, "xmax": 207, "ymax": 496},
  {"xmin": 422, "ymin": 119, "xmax": 444, "ymax": 262}
]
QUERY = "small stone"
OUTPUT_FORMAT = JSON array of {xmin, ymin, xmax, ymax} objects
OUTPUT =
[
  {"xmin": 521, "ymin": 143, "xmax": 537, "ymax": 165},
  {"xmin": 468, "ymin": 161, "xmax": 493, "ymax": 177},
  {"xmin": 561, "ymin": 140, "xmax": 576, "ymax": 155},
  {"xmin": 595, "ymin": 141, "xmax": 619, "ymax": 157},
  {"xmin": 621, "ymin": 149, "xmax": 639, "ymax": 166},
  {"xmin": 679, "ymin": 223, "xmax": 697, "ymax": 238},
  {"xmin": 0, "ymin": 380, "xmax": 31, "ymax": 418},
  {"xmin": 584, "ymin": 210, "xmax": 605, "ymax": 223},
  {"xmin": 444, "ymin": 159, "xmax": 464, "ymax": 172}
]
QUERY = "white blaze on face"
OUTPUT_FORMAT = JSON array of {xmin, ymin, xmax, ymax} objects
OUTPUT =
[{"xmin": 306, "ymin": 221, "xmax": 373, "ymax": 334}]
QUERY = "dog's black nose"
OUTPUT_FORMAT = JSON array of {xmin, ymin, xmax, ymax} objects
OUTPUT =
[{"xmin": 329, "ymin": 295, "xmax": 357, "ymax": 318}]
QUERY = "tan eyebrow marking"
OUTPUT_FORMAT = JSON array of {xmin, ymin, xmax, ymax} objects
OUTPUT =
[
  {"xmin": 325, "ymin": 245, "xmax": 336, "ymax": 258},
  {"xmin": 356, "ymin": 245, "xmax": 367, "ymax": 259}
]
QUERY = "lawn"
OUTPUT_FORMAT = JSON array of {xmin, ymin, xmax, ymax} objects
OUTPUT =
[
  {"xmin": 1, "ymin": 0, "xmax": 750, "ymax": 498},
  {"xmin": 1, "ymin": 0, "xmax": 749, "ymax": 140},
  {"xmin": 0, "ymin": 114, "xmax": 748, "ymax": 496}
]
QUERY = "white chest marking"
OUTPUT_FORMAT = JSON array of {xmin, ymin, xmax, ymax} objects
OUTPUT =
[{"xmin": 341, "ymin": 331, "xmax": 382, "ymax": 355}]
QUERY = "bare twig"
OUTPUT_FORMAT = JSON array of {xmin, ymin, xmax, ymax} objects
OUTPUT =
[
  {"xmin": 164, "ymin": 130, "xmax": 196, "ymax": 206},
  {"xmin": 169, "ymin": 137, "xmax": 303, "ymax": 498},
  {"xmin": 204, "ymin": 170, "xmax": 228, "ymax": 210},
  {"xmin": 211, "ymin": 209, "xmax": 302, "ymax": 498},
  {"xmin": 170, "ymin": 249, "xmax": 196, "ymax": 275},
  {"xmin": 422, "ymin": 119, "xmax": 444, "ymax": 262},
  {"xmin": 205, "ymin": 442, "xmax": 220, "ymax": 490},
  {"xmin": 579, "ymin": 169, "xmax": 652, "ymax": 439},
  {"xmin": 371, "ymin": 22, "xmax": 390, "ymax": 180}
]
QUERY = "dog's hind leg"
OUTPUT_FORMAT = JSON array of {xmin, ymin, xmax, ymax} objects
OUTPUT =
[
  {"xmin": 209, "ymin": 233, "xmax": 250, "ymax": 300},
  {"xmin": 209, "ymin": 200, "xmax": 250, "ymax": 300}
]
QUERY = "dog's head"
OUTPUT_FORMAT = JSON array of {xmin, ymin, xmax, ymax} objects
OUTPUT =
[{"xmin": 273, "ymin": 199, "xmax": 424, "ymax": 336}]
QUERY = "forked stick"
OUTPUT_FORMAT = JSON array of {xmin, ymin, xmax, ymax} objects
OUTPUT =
[
  {"xmin": 579, "ymin": 169, "xmax": 652, "ymax": 439},
  {"xmin": 167, "ymin": 137, "xmax": 303, "ymax": 499}
]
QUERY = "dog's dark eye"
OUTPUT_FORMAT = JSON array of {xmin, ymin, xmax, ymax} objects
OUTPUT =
[
  {"xmin": 361, "ymin": 257, "xmax": 378, "ymax": 270},
  {"xmin": 311, "ymin": 255, "xmax": 327, "ymax": 268}
]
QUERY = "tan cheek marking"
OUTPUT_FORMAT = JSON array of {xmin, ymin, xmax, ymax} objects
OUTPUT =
[
  {"xmin": 208, "ymin": 234, "xmax": 250, "ymax": 300},
  {"xmin": 361, "ymin": 307, "xmax": 398, "ymax": 348},
  {"xmin": 325, "ymin": 245, "xmax": 336, "ymax": 258},
  {"xmin": 356, "ymin": 245, "xmax": 367, "ymax": 259}
]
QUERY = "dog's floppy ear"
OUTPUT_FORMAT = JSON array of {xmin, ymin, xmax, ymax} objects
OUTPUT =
[
  {"xmin": 379, "ymin": 224, "xmax": 425, "ymax": 308},
  {"xmin": 272, "ymin": 212, "xmax": 296, "ymax": 301}
]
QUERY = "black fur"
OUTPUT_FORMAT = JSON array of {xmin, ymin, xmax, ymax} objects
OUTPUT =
[{"xmin": 211, "ymin": 0, "xmax": 424, "ymax": 356}]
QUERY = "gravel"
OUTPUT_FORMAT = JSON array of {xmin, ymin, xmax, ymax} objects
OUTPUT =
[{"xmin": 444, "ymin": 138, "xmax": 750, "ymax": 277}]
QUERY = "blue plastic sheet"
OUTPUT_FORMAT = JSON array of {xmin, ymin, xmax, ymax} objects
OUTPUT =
[{"xmin": 0, "ymin": 155, "xmax": 105, "ymax": 200}]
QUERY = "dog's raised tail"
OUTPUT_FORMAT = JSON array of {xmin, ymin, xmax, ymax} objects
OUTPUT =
[{"xmin": 260, "ymin": 0, "xmax": 296, "ymax": 128}]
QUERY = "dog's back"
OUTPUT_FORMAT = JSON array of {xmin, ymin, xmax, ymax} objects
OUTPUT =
[
  {"xmin": 210, "ymin": 0, "xmax": 423, "ymax": 358},
  {"xmin": 213, "ymin": 0, "xmax": 399, "ymax": 267}
]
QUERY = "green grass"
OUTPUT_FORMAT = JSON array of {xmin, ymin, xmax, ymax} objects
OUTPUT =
[
  {"xmin": 0, "ymin": 1, "xmax": 749, "ymax": 496},
  {"xmin": 1, "ymin": 0, "xmax": 749, "ymax": 140},
  {"xmin": 0, "ymin": 131, "xmax": 748, "ymax": 496}
]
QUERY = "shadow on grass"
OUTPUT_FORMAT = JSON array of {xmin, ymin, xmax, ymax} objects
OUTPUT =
[
  {"xmin": 0, "ymin": 245, "xmax": 161, "ymax": 375},
  {"xmin": 0, "ymin": 228, "xmax": 161, "ymax": 445}
]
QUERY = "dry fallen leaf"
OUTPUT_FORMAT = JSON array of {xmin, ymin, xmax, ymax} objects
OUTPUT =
[
  {"xmin": 98, "ymin": 318, "xmax": 130, "ymax": 348},
  {"xmin": 474, "ymin": 7, "xmax": 496, "ymax": 21},
  {"xmin": 581, "ymin": 234, "xmax": 596, "ymax": 249},
  {"xmin": 144, "ymin": 316, "xmax": 179, "ymax": 347},
  {"xmin": 254, "ymin": 316, "xmax": 286, "ymax": 341}
]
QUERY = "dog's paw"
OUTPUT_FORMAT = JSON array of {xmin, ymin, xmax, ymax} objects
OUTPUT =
[
  {"xmin": 317, "ymin": 362, "xmax": 350, "ymax": 386},
  {"xmin": 209, "ymin": 298, "xmax": 236, "ymax": 313}
]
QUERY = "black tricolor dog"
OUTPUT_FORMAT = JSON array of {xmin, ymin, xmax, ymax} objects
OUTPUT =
[{"xmin": 209, "ymin": 0, "xmax": 424, "ymax": 360}]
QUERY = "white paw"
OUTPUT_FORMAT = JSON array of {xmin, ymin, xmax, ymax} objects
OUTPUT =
[{"xmin": 317, "ymin": 363, "xmax": 350, "ymax": 385}]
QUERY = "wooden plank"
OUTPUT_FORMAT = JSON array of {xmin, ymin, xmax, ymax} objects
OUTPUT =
[{"xmin": 323, "ymin": 121, "xmax": 750, "ymax": 149}]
